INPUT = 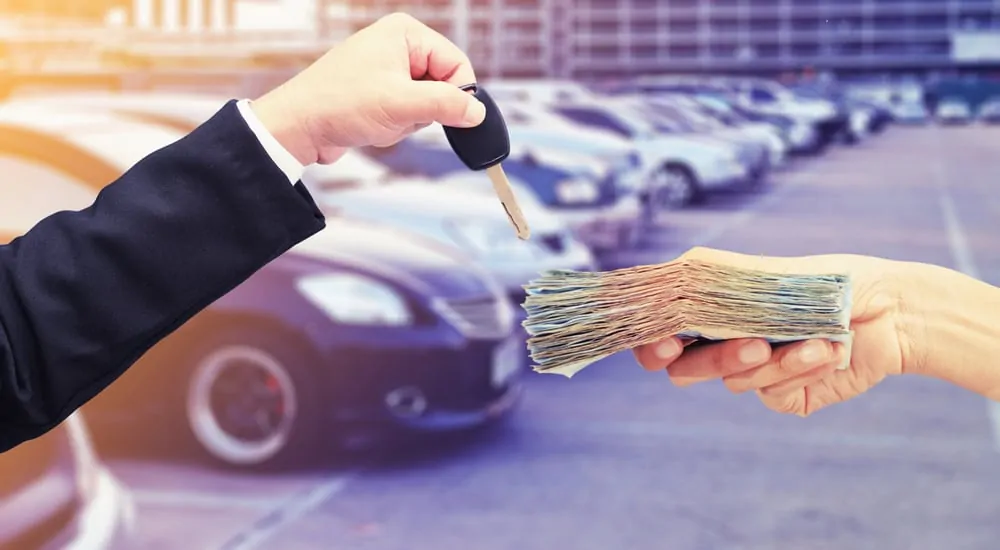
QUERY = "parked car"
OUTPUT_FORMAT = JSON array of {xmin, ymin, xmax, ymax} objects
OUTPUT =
[
  {"xmin": 892, "ymin": 101, "xmax": 930, "ymax": 125},
  {"xmin": 629, "ymin": 93, "xmax": 778, "ymax": 176},
  {"xmin": 978, "ymin": 97, "xmax": 1000, "ymax": 123},
  {"xmin": 936, "ymin": 98, "xmax": 973, "ymax": 125},
  {"xmin": 715, "ymin": 77, "xmax": 849, "ymax": 147},
  {"xmin": 361, "ymin": 126, "xmax": 644, "ymax": 251},
  {"xmin": 8, "ymin": 91, "xmax": 597, "ymax": 304},
  {"xmin": 486, "ymin": 80, "xmax": 751, "ymax": 211},
  {"xmin": 0, "ymin": 102, "xmax": 525, "ymax": 469},
  {"xmin": 0, "ymin": 405, "xmax": 136, "ymax": 549},
  {"xmin": 303, "ymin": 155, "xmax": 597, "ymax": 304},
  {"xmin": 620, "ymin": 78, "xmax": 822, "ymax": 155}
]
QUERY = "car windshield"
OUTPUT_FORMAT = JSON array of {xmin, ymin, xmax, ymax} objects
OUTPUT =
[
  {"xmin": 553, "ymin": 105, "xmax": 638, "ymax": 138},
  {"xmin": 635, "ymin": 102, "xmax": 698, "ymax": 133}
]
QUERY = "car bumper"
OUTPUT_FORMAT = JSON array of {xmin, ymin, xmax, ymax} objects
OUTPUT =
[
  {"xmin": 318, "ymin": 330, "xmax": 527, "ymax": 436},
  {"xmin": 699, "ymin": 160, "xmax": 749, "ymax": 190},
  {"xmin": 554, "ymin": 196, "xmax": 642, "ymax": 249}
]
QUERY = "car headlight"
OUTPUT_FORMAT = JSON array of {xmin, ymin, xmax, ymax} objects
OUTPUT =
[
  {"xmin": 296, "ymin": 273, "xmax": 412, "ymax": 326},
  {"xmin": 555, "ymin": 178, "xmax": 600, "ymax": 204},
  {"xmin": 445, "ymin": 219, "xmax": 533, "ymax": 258}
]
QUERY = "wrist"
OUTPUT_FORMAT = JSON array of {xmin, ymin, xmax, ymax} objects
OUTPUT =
[
  {"xmin": 249, "ymin": 90, "xmax": 319, "ymax": 167},
  {"xmin": 895, "ymin": 260, "xmax": 1000, "ymax": 398}
]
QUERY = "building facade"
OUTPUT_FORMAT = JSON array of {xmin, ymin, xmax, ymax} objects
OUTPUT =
[{"xmin": 328, "ymin": 0, "xmax": 1000, "ymax": 80}]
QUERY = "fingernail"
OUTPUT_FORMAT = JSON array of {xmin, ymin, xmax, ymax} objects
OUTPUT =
[
  {"xmin": 738, "ymin": 340, "xmax": 769, "ymax": 365},
  {"xmin": 464, "ymin": 99, "xmax": 486, "ymax": 125},
  {"xmin": 797, "ymin": 340, "xmax": 828, "ymax": 365},
  {"xmin": 654, "ymin": 339, "xmax": 681, "ymax": 359}
]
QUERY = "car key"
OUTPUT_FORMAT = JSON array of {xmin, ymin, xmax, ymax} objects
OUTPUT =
[{"xmin": 442, "ymin": 83, "xmax": 531, "ymax": 240}]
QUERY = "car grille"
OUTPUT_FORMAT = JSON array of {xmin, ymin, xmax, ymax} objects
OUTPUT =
[{"xmin": 433, "ymin": 296, "xmax": 512, "ymax": 340}]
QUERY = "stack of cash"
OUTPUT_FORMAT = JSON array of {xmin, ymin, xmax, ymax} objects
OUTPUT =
[{"xmin": 521, "ymin": 258, "xmax": 854, "ymax": 378}]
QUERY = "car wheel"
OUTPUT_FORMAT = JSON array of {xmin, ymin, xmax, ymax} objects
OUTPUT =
[
  {"xmin": 646, "ymin": 164, "xmax": 700, "ymax": 216},
  {"xmin": 184, "ymin": 327, "xmax": 321, "ymax": 470}
]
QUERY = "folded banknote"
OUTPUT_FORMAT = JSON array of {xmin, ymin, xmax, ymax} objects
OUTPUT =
[{"xmin": 521, "ymin": 258, "xmax": 854, "ymax": 378}]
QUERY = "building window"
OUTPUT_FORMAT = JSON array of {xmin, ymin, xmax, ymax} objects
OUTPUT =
[{"xmin": 668, "ymin": 45, "xmax": 699, "ymax": 58}]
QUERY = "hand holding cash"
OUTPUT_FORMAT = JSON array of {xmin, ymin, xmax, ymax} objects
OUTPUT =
[{"xmin": 523, "ymin": 247, "xmax": 910, "ymax": 417}]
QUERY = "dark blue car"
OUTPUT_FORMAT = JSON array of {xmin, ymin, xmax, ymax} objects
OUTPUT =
[{"xmin": 0, "ymin": 105, "xmax": 525, "ymax": 470}]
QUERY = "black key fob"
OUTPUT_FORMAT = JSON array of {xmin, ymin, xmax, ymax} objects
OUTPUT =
[{"xmin": 442, "ymin": 83, "xmax": 510, "ymax": 171}]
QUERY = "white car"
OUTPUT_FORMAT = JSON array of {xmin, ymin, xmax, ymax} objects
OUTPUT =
[
  {"xmin": 937, "ymin": 99, "xmax": 972, "ymax": 124},
  {"xmin": 893, "ymin": 101, "xmax": 929, "ymax": 124},
  {"xmin": 635, "ymin": 93, "xmax": 784, "ymax": 171},
  {"xmin": 486, "ymin": 80, "xmax": 749, "ymax": 211},
  {"xmin": 701, "ymin": 76, "xmax": 847, "ymax": 150},
  {"xmin": 303, "ymin": 152, "xmax": 597, "ymax": 297},
  {"xmin": 978, "ymin": 98, "xmax": 1000, "ymax": 123}
]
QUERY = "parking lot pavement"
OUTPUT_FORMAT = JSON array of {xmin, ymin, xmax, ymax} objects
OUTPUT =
[{"xmin": 110, "ymin": 125, "xmax": 1000, "ymax": 550}]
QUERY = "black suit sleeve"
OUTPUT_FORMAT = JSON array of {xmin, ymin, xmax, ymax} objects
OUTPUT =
[{"xmin": 0, "ymin": 100, "xmax": 326, "ymax": 453}]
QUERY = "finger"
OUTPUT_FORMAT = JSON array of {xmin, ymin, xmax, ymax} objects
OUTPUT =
[
  {"xmin": 633, "ymin": 337, "xmax": 683, "ymax": 371},
  {"xmin": 387, "ymin": 80, "xmax": 486, "ymax": 128},
  {"xmin": 755, "ymin": 363, "xmax": 839, "ymax": 417},
  {"xmin": 722, "ymin": 340, "xmax": 842, "ymax": 394},
  {"xmin": 759, "ymin": 361, "xmax": 839, "ymax": 400},
  {"xmin": 397, "ymin": 14, "xmax": 477, "ymax": 85},
  {"xmin": 666, "ymin": 338, "xmax": 771, "ymax": 387}
]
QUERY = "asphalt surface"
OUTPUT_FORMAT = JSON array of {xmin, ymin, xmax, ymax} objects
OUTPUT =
[{"xmin": 111, "ymin": 123, "xmax": 1000, "ymax": 550}]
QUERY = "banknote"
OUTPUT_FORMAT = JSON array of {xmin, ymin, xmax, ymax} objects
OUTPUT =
[{"xmin": 521, "ymin": 259, "xmax": 854, "ymax": 378}]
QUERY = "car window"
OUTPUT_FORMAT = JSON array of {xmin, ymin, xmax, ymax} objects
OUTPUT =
[
  {"xmin": 750, "ymin": 87, "xmax": 777, "ymax": 102},
  {"xmin": 554, "ymin": 107, "xmax": 633, "ymax": 138}
]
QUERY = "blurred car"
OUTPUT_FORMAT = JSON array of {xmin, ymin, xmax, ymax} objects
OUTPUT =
[
  {"xmin": 486, "ymin": 79, "xmax": 750, "ymax": 211},
  {"xmin": 643, "ymin": 92, "xmax": 787, "ymax": 169},
  {"xmin": 978, "ymin": 97, "xmax": 1000, "ymax": 123},
  {"xmin": 621, "ymin": 78, "xmax": 823, "ymax": 154},
  {"xmin": 628, "ymin": 93, "xmax": 776, "ymax": 178},
  {"xmin": 936, "ymin": 98, "xmax": 973, "ymax": 125},
  {"xmin": 9, "ymin": 91, "xmax": 596, "ymax": 303},
  {"xmin": 0, "ymin": 408, "xmax": 136, "ymax": 549},
  {"xmin": 302, "ymin": 155, "xmax": 597, "ymax": 303},
  {"xmin": 630, "ymin": 75, "xmax": 845, "ymax": 153},
  {"xmin": 0, "ymin": 102, "xmax": 525, "ymax": 469},
  {"xmin": 892, "ymin": 101, "xmax": 930, "ymax": 124},
  {"xmin": 362, "ymin": 126, "xmax": 644, "ymax": 251}
]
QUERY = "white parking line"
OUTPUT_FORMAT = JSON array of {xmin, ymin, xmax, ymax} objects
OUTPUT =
[
  {"xmin": 930, "ymin": 135, "xmax": 1000, "ymax": 453},
  {"xmin": 217, "ymin": 473, "xmax": 358, "ymax": 550},
  {"xmin": 132, "ymin": 489, "xmax": 286, "ymax": 510}
]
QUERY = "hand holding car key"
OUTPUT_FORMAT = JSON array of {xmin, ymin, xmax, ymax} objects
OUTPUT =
[{"xmin": 442, "ymin": 84, "xmax": 531, "ymax": 240}]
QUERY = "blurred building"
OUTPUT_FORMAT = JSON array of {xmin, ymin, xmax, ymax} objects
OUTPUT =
[{"xmin": 329, "ymin": 0, "xmax": 1000, "ymax": 80}]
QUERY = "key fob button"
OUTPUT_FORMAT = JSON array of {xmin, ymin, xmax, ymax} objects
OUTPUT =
[{"xmin": 442, "ymin": 84, "xmax": 510, "ymax": 171}]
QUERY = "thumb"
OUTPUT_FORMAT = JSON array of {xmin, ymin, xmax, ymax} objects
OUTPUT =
[{"xmin": 390, "ymin": 80, "xmax": 487, "ymax": 128}]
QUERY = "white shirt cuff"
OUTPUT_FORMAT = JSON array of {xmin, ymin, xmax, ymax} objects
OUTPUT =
[{"xmin": 235, "ymin": 99, "xmax": 305, "ymax": 185}]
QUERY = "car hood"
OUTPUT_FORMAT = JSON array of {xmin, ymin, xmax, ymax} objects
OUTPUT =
[
  {"xmin": 320, "ymin": 178, "xmax": 567, "ymax": 235},
  {"xmin": 508, "ymin": 125, "xmax": 632, "ymax": 157},
  {"xmin": 287, "ymin": 218, "xmax": 498, "ymax": 299}
]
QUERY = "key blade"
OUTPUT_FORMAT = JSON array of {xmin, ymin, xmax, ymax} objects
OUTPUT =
[{"xmin": 485, "ymin": 164, "xmax": 531, "ymax": 240}]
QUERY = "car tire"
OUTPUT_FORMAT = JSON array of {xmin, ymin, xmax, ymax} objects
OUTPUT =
[
  {"xmin": 182, "ymin": 326, "xmax": 322, "ymax": 471},
  {"xmin": 645, "ymin": 164, "xmax": 701, "ymax": 218}
]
